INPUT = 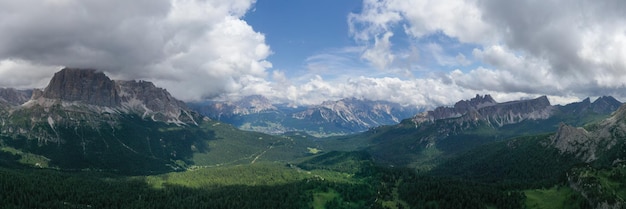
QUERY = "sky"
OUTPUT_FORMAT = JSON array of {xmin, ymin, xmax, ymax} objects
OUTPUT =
[{"xmin": 0, "ymin": 0, "xmax": 625, "ymax": 108}]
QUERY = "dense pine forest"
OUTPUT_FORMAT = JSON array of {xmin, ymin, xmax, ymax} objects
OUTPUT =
[{"xmin": 1, "ymin": 150, "xmax": 536, "ymax": 209}]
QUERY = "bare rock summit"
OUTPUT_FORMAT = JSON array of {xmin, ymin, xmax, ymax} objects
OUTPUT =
[{"xmin": 41, "ymin": 68, "xmax": 120, "ymax": 107}]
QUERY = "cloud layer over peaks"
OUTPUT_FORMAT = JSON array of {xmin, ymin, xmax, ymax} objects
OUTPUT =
[
  {"xmin": 1, "ymin": 0, "xmax": 625, "ymax": 108},
  {"xmin": 0, "ymin": 0, "xmax": 270, "ymax": 101},
  {"xmin": 349, "ymin": 0, "xmax": 626, "ymax": 101}
]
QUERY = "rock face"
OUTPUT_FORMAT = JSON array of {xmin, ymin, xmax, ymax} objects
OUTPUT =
[
  {"xmin": 41, "ymin": 68, "xmax": 120, "ymax": 107},
  {"xmin": 551, "ymin": 123, "xmax": 596, "ymax": 162},
  {"xmin": 0, "ymin": 88, "xmax": 31, "ymax": 105},
  {"xmin": 0, "ymin": 69, "xmax": 215, "ymax": 173},
  {"xmin": 116, "ymin": 80, "xmax": 195, "ymax": 124},
  {"xmin": 412, "ymin": 94, "xmax": 553, "ymax": 127},
  {"xmin": 552, "ymin": 103, "xmax": 626, "ymax": 163},
  {"xmin": 27, "ymin": 68, "xmax": 196, "ymax": 124},
  {"xmin": 478, "ymin": 96, "xmax": 553, "ymax": 126}
]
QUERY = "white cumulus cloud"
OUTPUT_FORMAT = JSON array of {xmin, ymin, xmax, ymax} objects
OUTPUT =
[
  {"xmin": 0, "ymin": 0, "xmax": 272, "ymax": 101},
  {"xmin": 2, "ymin": 0, "xmax": 626, "ymax": 109},
  {"xmin": 347, "ymin": 0, "xmax": 626, "ymax": 103}
]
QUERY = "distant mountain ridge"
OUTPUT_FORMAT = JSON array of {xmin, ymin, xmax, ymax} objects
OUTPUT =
[
  {"xmin": 352, "ymin": 94, "xmax": 622, "ymax": 168},
  {"xmin": 0, "ymin": 68, "xmax": 361, "ymax": 173},
  {"xmin": 193, "ymin": 95, "xmax": 279, "ymax": 120},
  {"xmin": 189, "ymin": 95, "xmax": 422, "ymax": 136},
  {"xmin": 559, "ymin": 95, "xmax": 623, "ymax": 115},
  {"xmin": 1, "ymin": 67, "xmax": 624, "ymax": 179},
  {"xmin": 0, "ymin": 88, "xmax": 31, "ymax": 106},
  {"xmin": 293, "ymin": 97, "xmax": 419, "ymax": 128},
  {"xmin": 412, "ymin": 94, "xmax": 553, "ymax": 127}
]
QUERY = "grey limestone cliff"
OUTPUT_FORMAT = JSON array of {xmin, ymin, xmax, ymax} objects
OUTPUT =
[
  {"xmin": 41, "ymin": 68, "xmax": 120, "ymax": 107},
  {"xmin": 412, "ymin": 95, "xmax": 553, "ymax": 127},
  {"xmin": 26, "ymin": 68, "xmax": 197, "ymax": 125}
]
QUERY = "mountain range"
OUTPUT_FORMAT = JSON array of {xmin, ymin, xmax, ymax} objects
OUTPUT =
[
  {"xmin": 2, "ymin": 68, "xmax": 626, "ymax": 208},
  {"xmin": 189, "ymin": 95, "xmax": 421, "ymax": 136},
  {"xmin": 1, "ymin": 68, "xmax": 622, "ymax": 172},
  {"xmin": 348, "ymin": 93, "xmax": 622, "ymax": 169},
  {"xmin": 0, "ymin": 68, "xmax": 209, "ymax": 172},
  {"xmin": 0, "ymin": 68, "xmax": 360, "ymax": 173}
]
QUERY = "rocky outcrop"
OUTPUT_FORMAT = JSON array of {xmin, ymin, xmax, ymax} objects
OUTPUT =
[
  {"xmin": 41, "ymin": 68, "xmax": 120, "ymax": 107},
  {"xmin": 551, "ymin": 103, "xmax": 626, "ymax": 163},
  {"xmin": 117, "ymin": 80, "xmax": 196, "ymax": 124},
  {"xmin": 551, "ymin": 123, "xmax": 597, "ymax": 162},
  {"xmin": 0, "ymin": 88, "xmax": 31, "ymax": 105}
]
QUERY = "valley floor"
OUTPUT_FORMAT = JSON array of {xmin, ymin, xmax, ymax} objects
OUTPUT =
[{"xmin": 1, "ymin": 160, "xmax": 535, "ymax": 209}]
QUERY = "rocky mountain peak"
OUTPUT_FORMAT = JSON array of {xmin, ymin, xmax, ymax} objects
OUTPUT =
[
  {"xmin": 40, "ymin": 68, "xmax": 120, "ymax": 107},
  {"xmin": 412, "ymin": 94, "xmax": 498, "ymax": 123},
  {"xmin": 454, "ymin": 94, "xmax": 497, "ymax": 110},
  {"xmin": 116, "ymin": 80, "xmax": 195, "ymax": 124},
  {"xmin": 559, "ymin": 96, "xmax": 621, "ymax": 116},
  {"xmin": 24, "ymin": 68, "xmax": 197, "ymax": 125},
  {"xmin": 581, "ymin": 97, "xmax": 592, "ymax": 105},
  {"xmin": 591, "ymin": 96, "xmax": 622, "ymax": 114}
]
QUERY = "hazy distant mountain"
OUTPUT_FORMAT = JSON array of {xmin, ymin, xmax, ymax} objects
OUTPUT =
[
  {"xmin": 558, "ymin": 95, "xmax": 623, "ymax": 116},
  {"xmin": 292, "ymin": 98, "xmax": 421, "ymax": 133},
  {"xmin": 0, "ymin": 88, "xmax": 31, "ymax": 106},
  {"xmin": 189, "ymin": 95, "xmax": 280, "ymax": 121},
  {"xmin": 189, "ymin": 96, "xmax": 422, "ymax": 136},
  {"xmin": 412, "ymin": 94, "xmax": 553, "ymax": 127}
]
